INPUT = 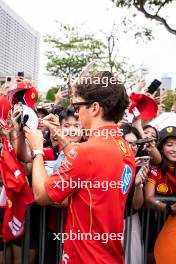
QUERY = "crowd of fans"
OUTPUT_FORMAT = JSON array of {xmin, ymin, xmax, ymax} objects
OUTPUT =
[{"xmin": 0, "ymin": 71, "xmax": 176, "ymax": 264}]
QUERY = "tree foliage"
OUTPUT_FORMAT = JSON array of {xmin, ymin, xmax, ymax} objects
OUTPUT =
[
  {"xmin": 45, "ymin": 22, "xmax": 147, "ymax": 85},
  {"xmin": 112, "ymin": 0, "xmax": 176, "ymax": 35},
  {"xmin": 164, "ymin": 90, "xmax": 174, "ymax": 111},
  {"xmin": 44, "ymin": 24, "xmax": 106, "ymax": 78},
  {"xmin": 46, "ymin": 87, "xmax": 58, "ymax": 102},
  {"xmin": 37, "ymin": 92, "xmax": 44, "ymax": 103}
]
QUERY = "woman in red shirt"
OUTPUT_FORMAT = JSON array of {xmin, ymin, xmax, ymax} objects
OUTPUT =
[{"xmin": 145, "ymin": 126, "xmax": 176, "ymax": 264}]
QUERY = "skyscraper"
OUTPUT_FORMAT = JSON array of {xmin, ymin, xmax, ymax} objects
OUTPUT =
[
  {"xmin": 0, "ymin": 0, "xmax": 40, "ymax": 85},
  {"xmin": 161, "ymin": 76, "xmax": 172, "ymax": 90}
]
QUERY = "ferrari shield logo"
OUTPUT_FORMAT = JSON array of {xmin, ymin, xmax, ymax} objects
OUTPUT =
[
  {"xmin": 166, "ymin": 127, "xmax": 173, "ymax": 133},
  {"xmin": 118, "ymin": 140, "xmax": 127, "ymax": 154}
]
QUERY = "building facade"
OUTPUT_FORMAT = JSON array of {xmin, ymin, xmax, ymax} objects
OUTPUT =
[
  {"xmin": 161, "ymin": 77, "xmax": 172, "ymax": 90},
  {"xmin": 0, "ymin": 0, "xmax": 40, "ymax": 85}
]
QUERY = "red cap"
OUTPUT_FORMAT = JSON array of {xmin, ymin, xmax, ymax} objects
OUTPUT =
[
  {"xmin": 22, "ymin": 87, "xmax": 38, "ymax": 110},
  {"xmin": 8, "ymin": 79, "xmax": 32, "ymax": 101},
  {"xmin": 0, "ymin": 95, "xmax": 11, "ymax": 129},
  {"xmin": 129, "ymin": 92, "xmax": 158, "ymax": 120},
  {"xmin": 8, "ymin": 79, "xmax": 38, "ymax": 110}
]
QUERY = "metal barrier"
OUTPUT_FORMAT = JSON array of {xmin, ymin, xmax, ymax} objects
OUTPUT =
[
  {"xmin": 124, "ymin": 196, "xmax": 176, "ymax": 264},
  {"xmin": 1, "ymin": 196, "xmax": 176, "ymax": 264}
]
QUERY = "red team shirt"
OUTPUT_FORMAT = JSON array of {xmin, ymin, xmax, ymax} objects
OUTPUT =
[
  {"xmin": 43, "ymin": 145, "xmax": 61, "ymax": 161},
  {"xmin": 45, "ymin": 125, "xmax": 135, "ymax": 264},
  {"xmin": 147, "ymin": 166, "xmax": 176, "ymax": 195}
]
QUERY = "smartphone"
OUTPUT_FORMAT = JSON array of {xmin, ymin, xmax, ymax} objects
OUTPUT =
[
  {"xmin": 17, "ymin": 72, "xmax": 24, "ymax": 80},
  {"xmin": 6, "ymin": 77, "xmax": 12, "ymax": 82},
  {"xmin": 13, "ymin": 103, "xmax": 23, "ymax": 125},
  {"xmin": 148, "ymin": 79, "xmax": 161, "ymax": 94},
  {"xmin": 136, "ymin": 156, "xmax": 150, "ymax": 167},
  {"xmin": 135, "ymin": 138, "xmax": 153, "ymax": 146},
  {"xmin": 5, "ymin": 76, "xmax": 16, "ymax": 89},
  {"xmin": 60, "ymin": 84, "xmax": 68, "ymax": 98}
]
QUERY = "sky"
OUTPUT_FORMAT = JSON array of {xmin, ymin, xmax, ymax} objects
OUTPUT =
[{"xmin": 4, "ymin": 0, "xmax": 176, "ymax": 92}]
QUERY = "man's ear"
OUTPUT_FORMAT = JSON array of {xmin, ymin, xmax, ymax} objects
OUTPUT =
[{"xmin": 90, "ymin": 102, "xmax": 102, "ymax": 117}]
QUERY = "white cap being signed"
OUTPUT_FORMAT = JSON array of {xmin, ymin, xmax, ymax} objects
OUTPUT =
[{"xmin": 22, "ymin": 104, "xmax": 38, "ymax": 131}]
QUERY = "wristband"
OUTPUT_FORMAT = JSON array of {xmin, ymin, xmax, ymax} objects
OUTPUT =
[{"xmin": 31, "ymin": 149, "xmax": 44, "ymax": 159}]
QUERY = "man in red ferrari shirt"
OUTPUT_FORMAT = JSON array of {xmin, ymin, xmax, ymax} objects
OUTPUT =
[{"xmin": 24, "ymin": 71, "xmax": 136, "ymax": 264}]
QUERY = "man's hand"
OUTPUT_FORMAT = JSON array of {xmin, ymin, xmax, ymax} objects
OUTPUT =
[
  {"xmin": 23, "ymin": 127, "xmax": 43, "ymax": 150},
  {"xmin": 10, "ymin": 104, "xmax": 23, "ymax": 132},
  {"xmin": 135, "ymin": 165, "xmax": 149, "ymax": 186},
  {"xmin": 42, "ymin": 113, "xmax": 60, "ymax": 135},
  {"xmin": 42, "ymin": 114, "xmax": 71, "ymax": 151},
  {"xmin": 43, "ymin": 113, "xmax": 59, "ymax": 124}
]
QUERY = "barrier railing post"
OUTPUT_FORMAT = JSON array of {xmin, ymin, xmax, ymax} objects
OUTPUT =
[
  {"xmin": 38, "ymin": 206, "xmax": 46, "ymax": 264},
  {"xmin": 144, "ymin": 208, "xmax": 150, "ymax": 264},
  {"xmin": 21, "ymin": 206, "xmax": 31, "ymax": 264},
  {"xmin": 3, "ymin": 243, "xmax": 6, "ymax": 264},
  {"xmin": 55, "ymin": 207, "xmax": 65, "ymax": 264}
]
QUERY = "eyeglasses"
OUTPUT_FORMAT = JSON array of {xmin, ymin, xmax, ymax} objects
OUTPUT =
[
  {"xmin": 128, "ymin": 141, "xmax": 138, "ymax": 148},
  {"xmin": 72, "ymin": 101, "xmax": 94, "ymax": 113}
]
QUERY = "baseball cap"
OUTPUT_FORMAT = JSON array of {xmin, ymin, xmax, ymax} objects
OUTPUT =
[
  {"xmin": 8, "ymin": 79, "xmax": 32, "ymax": 101},
  {"xmin": 0, "ymin": 95, "xmax": 11, "ymax": 129},
  {"xmin": 158, "ymin": 126, "xmax": 176, "ymax": 148},
  {"xmin": 8, "ymin": 79, "xmax": 38, "ymax": 110},
  {"xmin": 22, "ymin": 104, "xmax": 38, "ymax": 131},
  {"xmin": 129, "ymin": 92, "xmax": 158, "ymax": 120},
  {"xmin": 22, "ymin": 87, "xmax": 38, "ymax": 110}
]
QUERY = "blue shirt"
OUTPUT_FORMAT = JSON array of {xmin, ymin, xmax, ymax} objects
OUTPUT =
[{"xmin": 53, "ymin": 150, "xmax": 65, "ymax": 172}]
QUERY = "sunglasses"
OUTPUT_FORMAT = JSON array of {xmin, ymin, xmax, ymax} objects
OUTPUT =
[{"xmin": 72, "ymin": 101, "xmax": 94, "ymax": 113}]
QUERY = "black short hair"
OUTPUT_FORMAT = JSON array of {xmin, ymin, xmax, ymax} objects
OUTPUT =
[
  {"xmin": 143, "ymin": 125, "xmax": 159, "ymax": 142},
  {"xmin": 59, "ymin": 108, "xmax": 78, "ymax": 124},
  {"xmin": 121, "ymin": 124, "xmax": 141, "ymax": 140},
  {"xmin": 120, "ymin": 124, "xmax": 146, "ymax": 157},
  {"xmin": 74, "ymin": 71, "xmax": 129, "ymax": 123},
  {"xmin": 36, "ymin": 107, "xmax": 49, "ymax": 116},
  {"xmin": 50, "ymin": 106, "xmax": 65, "ymax": 116}
]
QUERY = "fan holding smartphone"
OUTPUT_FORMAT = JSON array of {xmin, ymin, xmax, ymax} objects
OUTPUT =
[{"xmin": 147, "ymin": 79, "xmax": 162, "ymax": 94}]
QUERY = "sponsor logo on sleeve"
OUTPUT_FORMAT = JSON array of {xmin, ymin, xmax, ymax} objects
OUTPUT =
[{"xmin": 122, "ymin": 165, "xmax": 132, "ymax": 194}]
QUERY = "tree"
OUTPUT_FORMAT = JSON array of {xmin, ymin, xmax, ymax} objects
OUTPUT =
[
  {"xmin": 100, "ymin": 24, "xmax": 148, "ymax": 82},
  {"xmin": 112, "ymin": 0, "xmax": 176, "ymax": 36},
  {"xmin": 37, "ymin": 92, "xmax": 44, "ymax": 103},
  {"xmin": 44, "ymin": 22, "xmax": 148, "ymax": 85},
  {"xmin": 163, "ymin": 90, "xmax": 174, "ymax": 111},
  {"xmin": 46, "ymin": 87, "xmax": 58, "ymax": 102},
  {"xmin": 45, "ymin": 86, "xmax": 70, "ymax": 106},
  {"xmin": 44, "ymin": 23, "xmax": 107, "ymax": 78}
]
